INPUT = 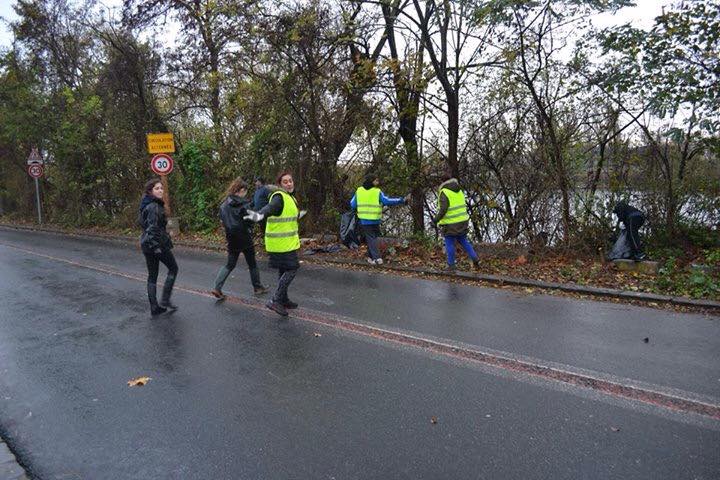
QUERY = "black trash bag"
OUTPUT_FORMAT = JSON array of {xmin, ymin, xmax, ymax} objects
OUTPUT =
[
  {"xmin": 607, "ymin": 230, "xmax": 633, "ymax": 260},
  {"xmin": 340, "ymin": 211, "xmax": 361, "ymax": 249}
]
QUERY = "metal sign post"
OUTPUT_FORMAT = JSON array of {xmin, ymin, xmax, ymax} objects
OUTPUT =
[
  {"xmin": 34, "ymin": 177, "xmax": 42, "ymax": 224},
  {"xmin": 27, "ymin": 148, "xmax": 44, "ymax": 224},
  {"xmin": 150, "ymin": 153, "xmax": 174, "ymax": 216}
]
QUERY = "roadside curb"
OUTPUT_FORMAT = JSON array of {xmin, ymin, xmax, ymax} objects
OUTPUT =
[
  {"xmin": 1, "ymin": 222, "xmax": 719, "ymax": 312},
  {"xmin": 324, "ymin": 259, "xmax": 720, "ymax": 311},
  {"xmin": 0, "ymin": 437, "xmax": 29, "ymax": 480}
]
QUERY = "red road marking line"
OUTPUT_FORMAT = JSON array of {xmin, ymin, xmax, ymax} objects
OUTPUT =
[{"xmin": 3, "ymin": 241, "xmax": 720, "ymax": 420}]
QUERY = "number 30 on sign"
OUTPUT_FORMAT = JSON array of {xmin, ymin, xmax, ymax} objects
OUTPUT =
[{"xmin": 150, "ymin": 153, "xmax": 174, "ymax": 175}]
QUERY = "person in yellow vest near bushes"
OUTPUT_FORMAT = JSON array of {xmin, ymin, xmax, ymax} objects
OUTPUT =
[
  {"xmin": 244, "ymin": 171, "xmax": 306, "ymax": 316},
  {"xmin": 432, "ymin": 175, "xmax": 480, "ymax": 272},
  {"xmin": 350, "ymin": 173, "xmax": 409, "ymax": 265}
]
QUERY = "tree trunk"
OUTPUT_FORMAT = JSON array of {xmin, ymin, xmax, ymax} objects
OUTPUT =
[{"xmin": 447, "ymin": 93, "xmax": 460, "ymax": 178}]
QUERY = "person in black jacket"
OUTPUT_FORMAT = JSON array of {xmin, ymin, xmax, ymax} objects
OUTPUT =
[
  {"xmin": 211, "ymin": 177, "xmax": 268, "ymax": 299},
  {"xmin": 613, "ymin": 201, "xmax": 647, "ymax": 261},
  {"xmin": 139, "ymin": 178, "xmax": 179, "ymax": 315}
]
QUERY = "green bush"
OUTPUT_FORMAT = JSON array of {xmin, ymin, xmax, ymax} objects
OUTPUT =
[{"xmin": 175, "ymin": 139, "xmax": 220, "ymax": 233}]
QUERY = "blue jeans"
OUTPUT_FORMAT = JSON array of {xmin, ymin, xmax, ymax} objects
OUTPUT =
[{"xmin": 444, "ymin": 234, "xmax": 478, "ymax": 266}]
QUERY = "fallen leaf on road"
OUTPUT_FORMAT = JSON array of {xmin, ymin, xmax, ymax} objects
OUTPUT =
[
  {"xmin": 610, "ymin": 426, "xmax": 620, "ymax": 432},
  {"xmin": 643, "ymin": 337, "xmax": 649, "ymax": 343},
  {"xmin": 127, "ymin": 376, "xmax": 151, "ymax": 387},
  {"xmin": 313, "ymin": 332, "xmax": 322, "ymax": 337},
  {"xmin": 430, "ymin": 416, "xmax": 438, "ymax": 425}
]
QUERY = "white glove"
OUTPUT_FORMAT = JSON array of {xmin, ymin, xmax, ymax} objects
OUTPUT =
[
  {"xmin": 298, "ymin": 210, "xmax": 307, "ymax": 219},
  {"xmin": 244, "ymin": 210, "xmax": 264, "ymax": 222}
]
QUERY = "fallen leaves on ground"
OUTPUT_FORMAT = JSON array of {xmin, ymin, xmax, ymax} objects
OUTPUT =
[
  {"xmin": 313, "ymin": 332, "xmax": 322, "ymax": 337},
  {"xmin": 127, "ymin": 376, "xmax": 151, "ymax": 387},
  {"xmin": 318, "ymin": 241, "xmax": 719, "ymax": 304},
  {"xmin": 430, "ymin": 416, "xmax": 438, "ymax": 425}
]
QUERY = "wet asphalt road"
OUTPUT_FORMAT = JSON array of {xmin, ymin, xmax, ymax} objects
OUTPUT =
[{"xmin": 0, "ymin": 227, "xmax": 719, "ymax": 479}]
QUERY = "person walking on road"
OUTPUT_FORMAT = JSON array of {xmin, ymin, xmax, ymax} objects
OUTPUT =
[
  {"xmin": 253, "ymin": 176, "xmax": 270, "ymax": 233},
  {"xmin": 211, "ymin": 178, "xmax": 269, "ymax": 300},
  {"xmin": 244, "ymin": 171, "xmax": 306, "ymax": 317},
  {"xmin": 432, "ymin": 175, "xmax": 481, "ymax": 272},
  {"xmin": 613, "ymin": 201, "xmax": 647, "ymax": 261},
  {"xmin": 350, "ymin": 173, "xmax": 408, "ymax": 265},
  {"xmin": 139, "ymin": 178, "xmax": 179, "ymax": 316}
]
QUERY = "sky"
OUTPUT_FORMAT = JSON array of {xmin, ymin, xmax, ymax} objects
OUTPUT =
[{"xmin": 0, "ymin": 0, "xmax": 668, "ymax": 50}]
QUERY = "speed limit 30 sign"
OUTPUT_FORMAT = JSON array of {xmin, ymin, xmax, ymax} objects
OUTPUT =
[
  {"xmin": 27, "ymin": 163, "xmax": 44, "ymax": 179},
  {"xmin": 150, "ymin": 153, "xmax": 174, "ymax": 175}
]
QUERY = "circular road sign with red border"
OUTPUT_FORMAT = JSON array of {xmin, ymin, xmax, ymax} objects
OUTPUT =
[
  {"xmin": 150, "ymin": 153, "xmax": 174, "ymax": 175},
  {"xmin": 27, "ymin": 163, "xmax": 44, "ymax": 179}
]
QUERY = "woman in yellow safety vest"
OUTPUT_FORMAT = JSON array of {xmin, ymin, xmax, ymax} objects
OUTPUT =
[
  {"xmin": 431, "ymin": 175, "xmax": 480, "ymax": 272},
  {"xmin": 244, "ymin": 171, "xmax": 306, "ymax": 316},
  {"xmin": 350, "ymin": 173, "xmax": 409, "ymax": 265}
]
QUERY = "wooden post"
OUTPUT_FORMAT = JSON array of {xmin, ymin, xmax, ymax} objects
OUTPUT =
[{"xmin": 160, "ymin": 174, "xmax": 172, "ymax": 216}]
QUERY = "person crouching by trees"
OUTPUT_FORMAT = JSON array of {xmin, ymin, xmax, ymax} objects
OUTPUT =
[
  {"xmin": 139, "ymin": 178, "xmax": 179, "ymax": 316},
  {"xmin": 350, "ymin": 173, "xmax": 409, "ymax": 265},
  {"xmin": 432, "ymin": 174, "xmax": 481, "ymax": 272},
  {"xmin": 211, "ymin": 177, "xmax": 269, "ymax": 300},
  {"xmin": 244, "ymin": 171, "xmax": 306, "ymax": 317},
  {"xmin": 613, "ymin": 201, "xmax": 647, "ymax": 261}
]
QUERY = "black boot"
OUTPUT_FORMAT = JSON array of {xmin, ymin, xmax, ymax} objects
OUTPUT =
[
  {"xmin": 160, "ymin": 274, "xmax": 178, "ymax": 311},
  {"xmin": 283, "ymin": 298, "xmax": 298, "ymax": 309},
  {"xmin": 266, "ymin": 300, "xmax": 288, "ymax": 316},
  {"xmin": 147, "ymin": 282, "xmax": 167, "ymax": 316}
]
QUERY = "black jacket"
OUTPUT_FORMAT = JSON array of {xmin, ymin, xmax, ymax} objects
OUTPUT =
[
  {"xmin": 432, "ymin": 178, "xmax": 469, "ymax": 236},
  {"xmin": 257, "ymin": 185, "xmax": 286, "ymax": 217},
  {"xmin": 613, "ymin": 202, "xmax": 643, "ymax": 226},
  {"xmin": 138, "ymin": 196, "xmax": 173, "ymax": 254},
  {"xmin": 219, "ymin": 195, "xmax": 254, "ymax": 251}
]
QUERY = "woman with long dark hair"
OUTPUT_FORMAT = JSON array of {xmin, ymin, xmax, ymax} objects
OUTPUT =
[
  {"xmin": 244, "ymin": 171, "xmax": 305, "ymax": 316},
  {"xmin": 211, "ymin": 177, "xmax": 268, "ymax": 299},
  {"xmin": 139, "ymin": 178, "xmax": 179, "ymax": 315}
]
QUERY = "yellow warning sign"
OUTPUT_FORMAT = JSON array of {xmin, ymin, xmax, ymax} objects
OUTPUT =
[{"xmin": 146, "ymin": 133, "xmax": 175, "ymax": 154}]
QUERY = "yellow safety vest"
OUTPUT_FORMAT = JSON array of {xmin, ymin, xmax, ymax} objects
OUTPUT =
[
  {"xmin": 265, "ymin": 191, "xmax": 300, "ymax": 253},
  {"xmin": 437, "ymin": 188, "xmax": 469, "ymax": 225},
  {"xmin": 356, "ymin": 187, "xmax": 382, "ymax": 221}
]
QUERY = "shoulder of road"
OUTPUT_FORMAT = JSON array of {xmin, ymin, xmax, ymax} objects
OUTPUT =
[{"xmin": 1, "ymin": 222, "xmax": 718, "ymax": 313}]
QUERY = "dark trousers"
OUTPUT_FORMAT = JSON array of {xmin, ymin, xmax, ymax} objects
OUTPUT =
[
  {"xmin": 361, "ymin": 223, "xmax": 381, "ymax": 260},
  {"xmin": 626, "ymin": 212, "xmax": 645, "ymax": 257},
  {"xmin": 144, "ymin": 250, "xmax": 178, "ymax": 305},
  {"xmin": 273, "ymin": 267, "xmax": 298, "ymax": 303},
  {"xmin": 144, "ymin": 250, "xmax": 179, "ymax": 284},
  {"xmin": 214, "ymin": 247, "xmax": 262, "ymax": 291}
]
